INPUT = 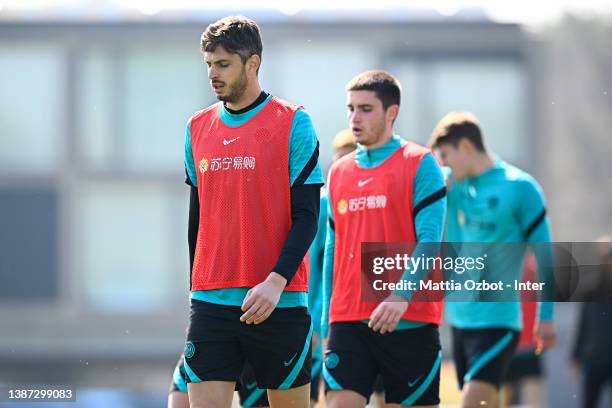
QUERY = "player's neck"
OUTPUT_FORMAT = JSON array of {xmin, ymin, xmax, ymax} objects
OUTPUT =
[
  {"xmin": 467, "ymin": 152, "xmax": 496, "ymax": 177},
  {"xmin": 225, "ymin": 83, "xmax": 262, "ymax": 111}
]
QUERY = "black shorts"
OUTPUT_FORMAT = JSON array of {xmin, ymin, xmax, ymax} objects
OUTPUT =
[
  {"xmin": 451, "ymin": 327, "xmax": 519, "ymax": 389},
  {"xmin": 169, "ymin": 354, "xmax": 188, "ymax": 393},
  {"xmin": 504, "ymin": 349, "xmax": 542, "ymax": 383},
  {"xmin": 185, "ymin": 300, "xmax": 312, "ymax": 390},
  {"xmin": 323, "ymin": 322, "xmax": 441, "ymax": 406}
]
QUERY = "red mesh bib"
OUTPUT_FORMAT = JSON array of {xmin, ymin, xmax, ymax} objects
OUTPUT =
[
  {"xmin": 328, "ymin": 142, "xmax": 443, "ymax": 324},
  {"xmin": 189, "ymin": 97, "xmax": 308, "ymax": 292}
]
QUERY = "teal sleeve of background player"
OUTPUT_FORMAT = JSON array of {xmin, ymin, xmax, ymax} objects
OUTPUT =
[
  {"xmin": 530, "ymin": 226, "xmax": 554, "ymax": 321},
  {"xmin": 184, "ymin": 121, "xmax": 197, "ymax": 187},
  {"xmin": 393, "ymin": 154, "xmax": 447, "ymax": 301},
  {"xmin": 309, "ymin": 194, "xmax": 328, "ymax": 335},
  {"xmin": 321, "ymin": 197, "xmax": 335, "ymax": 338},
  {"xmin": 414, "ymin": 154, "xmax": 446, "ymax": 243},
  {"xmin": 519, "ymin": 178, "xmax": 555, "ymax": 321},
  {"xmin": 288, "ymin": 109, "xmax": 324, "ymax": 186}
]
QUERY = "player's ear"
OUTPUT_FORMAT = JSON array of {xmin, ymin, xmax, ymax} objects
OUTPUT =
[
  {"xmin": 387, "ymin": 104, "xmax": 399, "ymax": 123},
  {"xmin": 458, "ymin": 138, "xmax": 473, "ymax": 153},
  {"xmin": 247, "ymin": 54, "xmax": 261, "ymax": 75}
]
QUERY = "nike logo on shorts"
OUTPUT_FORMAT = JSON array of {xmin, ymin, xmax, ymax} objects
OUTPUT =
[
  {"xmin": 283, "ymin": 352, "xmax": 298, "ymax": 367},
  {"xmin": 408, "ymin": 375, "xmax": 422, "ymax": 387},
  {"xmin": 223, "ymin": 137, "xmax": 240, "ymax": 145},
  {"xmin": 357, "ymin": 177, "xmax": 374, "ymax": 187}
]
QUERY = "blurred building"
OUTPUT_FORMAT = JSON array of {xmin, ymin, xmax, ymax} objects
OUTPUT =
[{"xmin": 0, "ymin": 6, "xmax": 610, "ymax": 406}]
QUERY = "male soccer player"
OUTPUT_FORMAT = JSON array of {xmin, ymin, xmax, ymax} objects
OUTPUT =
[
  {"xmin": 428, "ymin": 112, "xmax": 556, "ymax": 408},
  {"xmin": 322, "ymin": 71, "xmax": 447, "ymax": 408},
  {"xmin": 167, "ymin": 131, "xmax": 346, "ymax": 408},
  {"xmin": 183, "ymin": 16, "xmax": 323, "ymax": 408}
]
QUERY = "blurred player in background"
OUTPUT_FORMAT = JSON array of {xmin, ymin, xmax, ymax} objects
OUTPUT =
[
  {"xmin": 322, "ymin": 70, "xmax": 446, "ymax": 408},
  {"xmin": 429, "ymin": 112, "xmax": 556, "ymax": 408},
  {"xmin": 183, "ymin": 15, "xmax": 323, "ymax": 408}
]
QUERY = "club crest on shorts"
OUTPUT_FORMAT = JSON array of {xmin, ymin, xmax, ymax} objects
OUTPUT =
[
  {"xmin": 325, "ymin": 352, "xmax": 339, "ymax": 369},
  {"xmin": 184, "ymin": 341, "xmax": 196, "ymax": 359},
  {"xmin": 199, "ymin": 158, "xmax": 209, "ymax": 174}
]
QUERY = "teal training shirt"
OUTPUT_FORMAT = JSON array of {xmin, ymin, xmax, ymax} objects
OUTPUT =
[{"xmin": 444, "ymin": 160, "xmax": 554, "ymax": 331}]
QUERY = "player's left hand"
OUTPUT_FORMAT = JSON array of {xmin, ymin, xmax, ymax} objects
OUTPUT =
[
  {"xmin": 534, "ymin": 320, "xmax": 556, "ymax": 355},
  {"xmin": 240, "ymin": 272, "xmax": 286, "ymax": 325},
  {"xmin": 368, "ymin": 293, "xmax": 409, "ymax": 334}
]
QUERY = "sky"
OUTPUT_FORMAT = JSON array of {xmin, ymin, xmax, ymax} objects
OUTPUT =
[{"xmin": 0, "ymin": 0, "xmax": 611, "ymax": 26}]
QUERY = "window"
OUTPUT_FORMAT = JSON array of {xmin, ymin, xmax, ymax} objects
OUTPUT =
[
  {"xmin": 123, "ymin": 47, "xmax": 209, "ymax": 173},
  {"xmin": 0, "ymin": 46, "xmax": 65, "ymax": 174},
  {"xmin": 73, "ymin": 183, "xmax": 184, "ymax": 312},
  {"xmin": 0, "ymin": 188, "xmax": 58, "ymax": 301}
]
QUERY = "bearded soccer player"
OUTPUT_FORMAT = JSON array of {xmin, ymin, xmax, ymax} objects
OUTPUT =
[
  {"xmin": 321, "ymin": 71, "xmax": 447, "ymax": 408},
  {"xmin": 429, "ymin": 112, "xmax": 556, "ymax": 408},
  {"xmin": 182, "ymin": 16, "xmax": 323, "ymax": 408}
]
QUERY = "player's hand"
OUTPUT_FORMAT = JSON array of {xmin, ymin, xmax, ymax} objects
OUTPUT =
[
  {"xmin": 534, "ymin": 320, "xmax": 556, "ymax": 355},
  {"xmin": 240, "ymin": 272, "xmax": 286, "ymax": 325},
  {"xmin": 368, "ymin": 293, "xmax": 408, "ymax": 334}
]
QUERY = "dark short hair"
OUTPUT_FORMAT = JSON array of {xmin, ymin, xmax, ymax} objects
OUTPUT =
[
  {"xmin": 201, "ymin": 16, "xmax": 262, "ymax": 64},
  {"xmin": 429, "ymin": 112, "xmax": 486, "ymax": 152},
  {"xmin": 346, "ymin": 70, "xmax": 401, "ymax": 110}
]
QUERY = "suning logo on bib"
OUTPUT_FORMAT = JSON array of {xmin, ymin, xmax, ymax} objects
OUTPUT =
[
  {"xmin": 337, "ymin": 195, "xmax": 387, "ymax": 214},
  {"xmin": 198, "ymin": 156, "xmax": 256, "ymax": 173}
]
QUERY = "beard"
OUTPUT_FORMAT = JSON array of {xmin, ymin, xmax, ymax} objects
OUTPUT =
[
  {"xmin": 217, "ymin": 66, "xmax": 248, "ymax": 103},
  {"xmin": 358, "ymin": 117, "xmax": 387, "ymax": 146}
]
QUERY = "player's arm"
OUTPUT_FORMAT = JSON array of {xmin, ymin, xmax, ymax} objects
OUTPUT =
[
  {"xmin": 370, "ymin": 153, "xmax": 447, "ymax": 333},
  {"xmin": 519, "ymin": 177, "xmax": 556, "ymax": 353},
  {"xmin": 241, "ymin": 109, "xmax": 324, "ymax": 324},
  {"xmin": 186, "ymin": 175, "xmax": 199, "ymax": 284},
  {"xmin": 184, "ymin": 120, "xmax": 199, "ymax": 290},
  {"xmin": 309, "ymin": 194, "xmax": 328, "ymax": 340},
  {"xmin": 321, "ymin": 183, "xmax": 335, "ymax": 338}
]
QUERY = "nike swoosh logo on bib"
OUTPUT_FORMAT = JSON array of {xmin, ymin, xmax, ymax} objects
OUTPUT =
[
  {"xmin": 357, "ymin": 177, "xmax": 374, "ymax": 187},
  {"xmin": 223, "ymin": 137, "xmax": 240, "ymax": 145}
]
